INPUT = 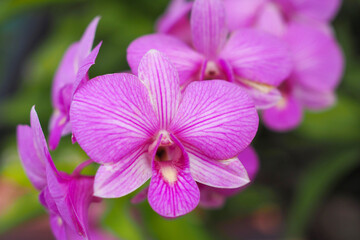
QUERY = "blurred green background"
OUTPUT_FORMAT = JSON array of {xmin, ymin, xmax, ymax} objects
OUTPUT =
[{"xmin": 0, "ymin": 0, "xmax": 359, "ymax": 239}]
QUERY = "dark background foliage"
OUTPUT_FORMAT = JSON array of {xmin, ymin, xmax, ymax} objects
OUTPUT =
[{"xmin": 0, "ymin": 0, "xmax": 359, "ymax": 239}]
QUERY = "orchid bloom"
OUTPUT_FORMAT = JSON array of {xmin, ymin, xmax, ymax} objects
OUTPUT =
[
  {"xmin": 70, "ymin": 50, "xmax": 259, "ymax": 218},
  {"xmin": 49, "ymin": 17, "xmax": 102, "ymax": 150},
  {"xmin": 128, "ymin": 0, "xmax": 292, "ymax": 109},
  {"xmin": 261, "ymin": 22, "xmax": 343, "ymax": 131},
  {"xmin": 17, "ymin": 107, "xmax": 110, "ymax": 240},
  {"xmin": 198, "ymin": 146, "xmax": 259, "ymax": 209}
]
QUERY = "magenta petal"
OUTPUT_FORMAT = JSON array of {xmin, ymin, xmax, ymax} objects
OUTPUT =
[
  {"xmin": 94, "ymin": 146, "xmax": 152, "ymax": 198},
  {"xmin": 48, "ymin": 111, "xmax": 68, "ymax": 151},
  {"xmin": 47, "ymin": 160, "xmax": 94, "ymax": 238},
  {"xmin": 220, "ymin": 29, "xmax": 292, "ymax": 87},
  {"xmin": 198, "ymin": 146, "xmax": 259, "ymax": 209},
  {"xmin": 294, "ymin": 86, "xmax": 336, "ymax": 110},
  {"xmin": 127, "ymin": 34, "xmax": 203, "ymax": 85},
  {"xmin": 148, "ymin": 135, "xmax": 200, "ymax": 218},
  {"xmin": 238, "ymin": 146, "xmax": 259, "ymax": 181},
  {"xmin": 262, "ymin": 94, "xmax": 303, "ymax": 131},
  {"xmin": 188, "ymin": 149, "xmax": 250, "ymax": 188},
  {"xmin": 241, "ymin": 84, "xmax": 282, "ymax": 110},
  {"xmin": 131, "ymin": 187, "xmax": 149, "ymax": 204},
  {"xmin": 198, "ymin": 184, "xmax": 226, "ymax": 209},
  {"xmin": 138, "ymin": 50, "xmax": 181, "ymax": 129},
  {"xmin": 17, "ymin": 125, "xmax": 46, "ymax": 190},
  {"xmin": 276, "ymin": 0, "xmax": 341, "ymax": 22},
  {"xmin": 284, "ymin": 23, "xmax": 344, "ymax": 92},
  {"xmin": 156, "ymin": 0, "xmax": 193, "ymax": 34},
  {"xmin": 30, "ymin": 106, "xmax": 51, "ymax": 162},
  {"xmin": 77, "ymin": 16, "xmax": 100, "ymax": 64},
  {"xmin": 71, "ymin": 73, "xmax": 158, "ymax": 164},
  {"xmin": 255, "ymin": 2, "xmax": 287, "ymax": 37},
  {"xmin": 67, "ymin": 177, "xmax": 94, "ymax": 238},
  {"xmin": 73, "ymin": 41, "xmax": 102, "ymax": 96},
  {"xmin": 190, "ymin": 0, "xmax": 227, "ymax": 59},
  {"xmin": 50, "ymin": 214, "xmax": 67, "ymax": 240},
  {"xmin": 224, "ymin": 0, "xmax": 267, "ymax": 30},
  {"xmin": 170, "ymin": 80, "xmax": 258, "ymax": 160},
  {"xmin": 52, "ymin": 43, "xmax": 79, "ymax": 109}
]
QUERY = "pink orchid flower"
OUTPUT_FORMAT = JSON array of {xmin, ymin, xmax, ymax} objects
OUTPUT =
[
  {"xmin": 49, "ymin": 17, "xmax": 102, "ymax": 150},
  {"xmin": 261, "ymin": 22, "xmax": 344, "ymax": 131},
  {"xmin": 128, "ymin": 0, "xmax": 292, "ymax": 110},
  {"xmin": 70, "ymin": 50, "xmax": 259, "ymax": 218},
  {"xmin": 198, "ymin": 146, "xmax": 259, "ymax": 209},
  {"xmin": 17, "ymin": 106, "xmax": 111, "ymax": 240}
]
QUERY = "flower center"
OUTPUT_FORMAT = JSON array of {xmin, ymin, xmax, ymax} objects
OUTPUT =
[
  {"xmin": 155, "ymin": 146, "xmax": 170, "ymax": 161},
  {"xmin": 151, "ymin": 133, "xmax": 184, "ymax": 185},
  {"xmin": 203, "ymin": 61, "xmax": 227, "ymax": 80}
]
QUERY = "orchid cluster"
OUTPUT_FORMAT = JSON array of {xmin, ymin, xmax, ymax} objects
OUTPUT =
[{"xmin": 17, "ymin": 0, "xmax": 343, "ymax": 239}]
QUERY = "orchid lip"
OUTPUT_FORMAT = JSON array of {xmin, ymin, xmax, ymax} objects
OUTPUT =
[{"xmin": 160, "ymin": 164, "xmax": 178, "ymax": 184}]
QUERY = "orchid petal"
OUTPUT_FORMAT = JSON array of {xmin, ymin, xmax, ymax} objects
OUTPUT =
[
  {"xmin": 148, "ymin": 135, "xmax": 199, "ymax": 218},
  {"xmin": 71, "ymin": 73, "xmax": 158, "ymax": 164},
  {"xmin": 275, "ymin": 0, "xmax": 341, "ymax": 22},
  {"xmin": 17, "ymin": 125, "xmax": 46, "ymax": 190},
  {"xmin": 238, "ymin": 146, "xmax": 259, "ymax": 181},
  {"xmin": 94, "ymin": 146, "xmax": 152, "ymax": 198},
  {"xmin": 255, "ymin": 2, "xmax": 287, "ymax": 37},
  {"xmin": 239, "ymin": 83, "xmax": 282, "ymax": 110},
  {"xmin": 284, "ymin": 23, "xmax": 344, "ymax": 92},
  {"xmin": 294, "ymin": 86, "xmax": 336, "ymax": 110},
  {"xmin": 47, "ymin": 160, "xmax": 94, "ymax": 239},
  {"xmin": 138, "ymin": 50, "xmax": 181, "ymax": 129},
  {"xmin": 67, "ymin": 176, "xmax": 94, "ymax": 238},
  {"xmin": 127, "ymin": 34, "xmax": 203, "ymax": 85},
  {"xmin": 30, "ymin": 106, "xmax": 51, "ymax": 162},
  {"xmin": 198, "ymin": 146, "xmax": 259, "ymax": 208},
  {"xmin": 50, "ymin": 214, "xmax": 67, "ymax": 240},
  {"xmin": 156, "ymin": 0, "xmax": 193, "ymax": 35},
  {"xmin": 188, "ymin": 148, "xmax": 250, "ymax": 188},
  {"xmin": 224, "ymin": 0, "xmax": 266, "ymax": 30},
  {"xmin": 262, "ymin": 94, "xmax": 303, "ymax": 131},
  {"xmin": 220, "ymin": 29, "xmax": 292, "ymax": 87},
  {"xmin": 48, "ymin": 111, "xmax": 69, "ymax": 151},
  {"xmin": 51, "ymin": 43, "xmax": 79, "ymax": 109},
  {"xmin": 77, "ymin": 16, "xmax": 100, "ymax": 64},
  {"xmin": 198, "ymin": 184, "xmax": 225, "ymax": 209},
  {"xmin": 190, "ymin": 0, "xmax": 227, "ymax": 59},
  {"xmin": 73, "ymin": 41, "xmax": 102, "ymax": 96},
  {"xmin": 170, "ymin": 80, "xmax": 258, "ymax": 160},
  {"xmin": 131, "ymin": 187, "xmax": 149, "ymax": 204}
]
